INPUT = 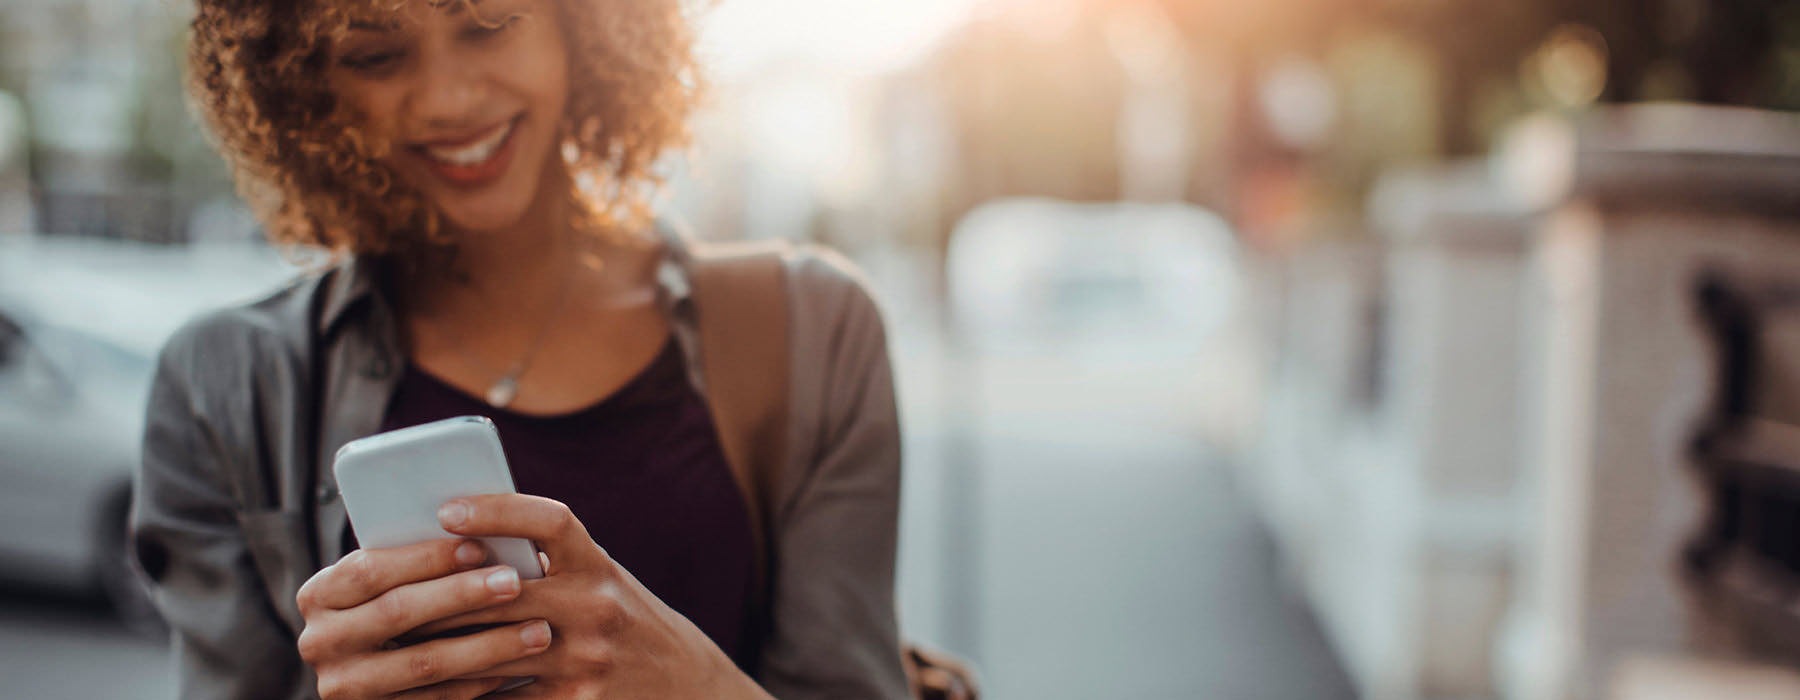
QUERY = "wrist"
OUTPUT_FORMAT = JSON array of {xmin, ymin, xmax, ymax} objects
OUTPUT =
[
  {"xmin": 728, "ymin": 672, "xmax": 774, "ymax": 700},
  {"xmin": 705, "ymin": 650, "xmax": 771, "ymax": 700}
]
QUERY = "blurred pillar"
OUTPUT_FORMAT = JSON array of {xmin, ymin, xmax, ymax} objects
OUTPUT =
[
  {"xmin": 1253, "ymin": 161, "xmax": 1536, "ymax": 700},
  {"xmin": 1497, "ymin": 104, "xmax": 1800, "ymax": 700},
  {"xmin": 1365, "ymin": 162, "xmax": 1534, "ymax": 700}
]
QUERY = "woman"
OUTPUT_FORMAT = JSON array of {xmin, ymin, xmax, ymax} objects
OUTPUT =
[{"xmin": 129, "ymin": 0, "xmax": 906, "ymax": 698}]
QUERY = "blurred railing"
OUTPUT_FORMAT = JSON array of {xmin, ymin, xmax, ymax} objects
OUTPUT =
[{"xmin": 1248, "ymin": 103, "xmax": 1800, "ymax": 700}]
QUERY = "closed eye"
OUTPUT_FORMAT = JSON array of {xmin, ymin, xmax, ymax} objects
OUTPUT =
[
  {"xmin": 339, "ymin": 48, "xmax": 407, "ymax": 75},
  {"xmin": 464, "ymin": 13, "xmax": 523, "ymax": 41}
]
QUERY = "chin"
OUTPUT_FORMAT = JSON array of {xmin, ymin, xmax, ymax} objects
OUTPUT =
[
  {"xmin": 409, "ymin": 128, "xmax": 556, "ymax": 236},
  {"xmin": 436, "ymin": 203, "xmax": 534, "ymax": 235},
  {"xmin": 426, "ymin": 169, "xmax": 543, "ymax": 234}
]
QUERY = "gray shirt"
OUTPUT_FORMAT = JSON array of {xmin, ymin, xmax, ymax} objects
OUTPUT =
[{"xmin": 129, "ymin": 228, "xmax": 908, "ymax": 699}]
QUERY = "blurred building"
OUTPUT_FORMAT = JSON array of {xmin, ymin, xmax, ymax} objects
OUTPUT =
[{"xmin": 0, "ymin": 0, "xmax": 231, "ymax": 243}]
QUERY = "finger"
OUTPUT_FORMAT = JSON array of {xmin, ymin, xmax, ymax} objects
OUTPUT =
[
  {"xmin": 450, "ymin": 654, "xmax": 553, "ymax": 684},
  {"xmin": 458, "ymin": 625, "xmax": 603, "ymax": 684},
  {"xmin": 326, "ymin": 619, "xmax": 552, "ymax": 698},
  {"xmin": 439, "ymin": 495, "xmax": 606, "ymax": 573},
  {"xmin": 298, "ymin": 539, "xmax": 488, "ymax": 613},
  {"xmin": 339, "ymin": 565, "xmax": 525, "ymax": 650},
  {"xmin": 400, "ymin": 578, "xmax": 556, "ymax": 642},
  {"xmin": 390, "ymin": 677, "xmax": 509, "ymax": 700}
]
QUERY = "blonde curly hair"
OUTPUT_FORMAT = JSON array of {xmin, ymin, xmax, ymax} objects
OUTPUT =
[{"xmin": 186, "ymin": 0, "xmax": 700, "ymax": 257}]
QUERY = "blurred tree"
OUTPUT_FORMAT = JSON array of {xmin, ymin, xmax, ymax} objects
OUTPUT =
[
  {"xmin": 129, "ymin": 5, "xmax": 230, "ymax": 195},
  {"xmin": 1561, "ymin": 0, "xmax": 1781, "ymax": 106},
  {"xmin": 0, "ymin": 11, "xmax": 22, "ymax": 99}
]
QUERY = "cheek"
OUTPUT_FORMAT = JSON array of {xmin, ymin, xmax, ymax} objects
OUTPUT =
[{"xmin": 517, "ymin": 23, "xmax": 571, "ymax": 121}]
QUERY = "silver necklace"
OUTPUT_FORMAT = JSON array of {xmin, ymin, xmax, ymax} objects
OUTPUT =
[{"xmin": 438, "ymin": 263, "xmax": 580, "ymax": 408}]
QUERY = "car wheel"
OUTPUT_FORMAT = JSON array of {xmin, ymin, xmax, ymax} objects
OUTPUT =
[{"xmin": 98, "ymin": 493, "xmax": 165, "ymax": 640}]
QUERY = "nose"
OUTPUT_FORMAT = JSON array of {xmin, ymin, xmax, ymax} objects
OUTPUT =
[{"xmin": 407, "ymin": 44, "xmax": 485, "ymax": 131}]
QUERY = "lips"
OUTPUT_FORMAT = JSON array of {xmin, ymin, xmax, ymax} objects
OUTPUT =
[{"xmin": 411, "ymin": 116, "xmax": 522, "ymax": 188}]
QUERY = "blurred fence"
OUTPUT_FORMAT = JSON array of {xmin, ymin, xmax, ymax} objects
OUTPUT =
[{"xmin": 1247, "ymin": 103, "xmax": 1800, "ymax": 700}]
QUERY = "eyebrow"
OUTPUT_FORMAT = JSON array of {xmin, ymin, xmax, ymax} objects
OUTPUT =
[{"xmin": 428, "ymin": 0, "xmax": 486, "ymax": 18}]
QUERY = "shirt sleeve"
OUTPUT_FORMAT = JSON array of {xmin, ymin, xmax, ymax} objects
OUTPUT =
[
  {"xmin": 756, "ymin": 251, "xmax": 910, "ymax": 700},
  {"xmin": 129, "ymin": 321, "xmax": 313, "ymax": 700}
]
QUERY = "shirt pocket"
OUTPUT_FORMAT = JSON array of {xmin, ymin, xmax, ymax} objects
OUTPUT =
[{"xmin": 236, "ymin": 509, "xmax": 313, "ymax": 635}]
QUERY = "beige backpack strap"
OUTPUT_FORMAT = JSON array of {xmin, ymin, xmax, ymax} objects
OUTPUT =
[
  {"xmin": 687, "ymin": 238, "xmax": 792, "ymax": 621},
  {"xmin": 690, "ymin": 238, "xmax": 979, "ymax": 697}
]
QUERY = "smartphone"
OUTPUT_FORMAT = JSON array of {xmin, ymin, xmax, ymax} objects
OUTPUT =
[{"xmin": 333, "ymin": 415, "xmax": 544, "ymax": 579}]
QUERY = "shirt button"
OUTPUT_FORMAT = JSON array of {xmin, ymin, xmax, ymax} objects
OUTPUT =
[{"xmin": 317, "ymin": 484, "xmax": 339, "ymax": 505}]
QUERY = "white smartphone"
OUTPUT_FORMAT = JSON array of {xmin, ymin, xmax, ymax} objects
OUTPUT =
[{"xmin": 333, "ymin": 415, "xmax": 545, "ymax": 579}]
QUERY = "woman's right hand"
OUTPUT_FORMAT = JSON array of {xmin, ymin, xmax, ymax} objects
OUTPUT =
[{"xmin": 295, "ymin": 538, "xmax": 554, "ymax": 699}]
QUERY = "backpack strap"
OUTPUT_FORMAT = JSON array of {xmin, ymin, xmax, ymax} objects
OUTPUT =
[
  {"xmin": 688, "ymin": 238, "xmax": 792, "ymax": 650},
  {"xmin": 689, "ymin": 239, "xmax": 980, "ymax": 698}
]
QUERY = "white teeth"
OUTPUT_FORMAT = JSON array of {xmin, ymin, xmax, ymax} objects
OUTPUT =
[{"xmin": 423, "ymin": 121, "xmax": 513, "ymax": 166}]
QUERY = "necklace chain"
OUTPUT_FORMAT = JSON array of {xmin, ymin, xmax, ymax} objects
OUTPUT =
[{"xmin": 435, "ymin": 262, "xmax": 581, "ymax": 408}]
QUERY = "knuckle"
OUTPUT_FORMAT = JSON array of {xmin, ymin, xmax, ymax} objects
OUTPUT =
[
  {"xmin": 295, "ymin": 583, "xmax": 321, "ymax": 615},
  {"xmin": 408, "ymin": 649, "xmax": 445, "ymax": 685},
  {"xmin": 297, "ymin": 564, "xmax": 338, "ymax": 613},
  {"xmin": 575, "ymin": 640, "xmax": 615, "ymax": 672},
  {"xmin": 552, "ymin": 502, "xmax": 582, "ymax": 534},
  {"xmin": 347, "ymin": 551, "xmax": 380, "ymax": 593},
  {"xmin": 373, "ymin": 590, "xmax": 410, "ymax": 630},
  {"xmin": 590, "ymin": 591, "xmax": 627, "ymax": 634},
  {"xmin": 296, "ymin": 625, "xmax": 330, "ymax": 663}
]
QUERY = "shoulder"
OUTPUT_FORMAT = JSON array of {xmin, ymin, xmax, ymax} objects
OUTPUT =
[
  {"xmin": 783, "ymin": 244, "xmax": 890, "ymax": 346},
  {"xmin": 153, "ymin": 267, "xmax": 332, "ymax": 396}
]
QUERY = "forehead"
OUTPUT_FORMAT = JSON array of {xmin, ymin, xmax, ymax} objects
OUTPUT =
[{"xmin": 323, "ymin": 0, "xmax": 498, "ymax": 32}]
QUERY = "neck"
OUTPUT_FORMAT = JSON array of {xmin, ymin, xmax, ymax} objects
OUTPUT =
[{"xmin": 402, "ymin": 167, "xmax": 586, "ymax": 323}]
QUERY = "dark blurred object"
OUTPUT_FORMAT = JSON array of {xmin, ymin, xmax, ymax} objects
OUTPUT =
[{"xmin": 1687, "ymin": 271, "xmax": 1800, "ymax": 661}]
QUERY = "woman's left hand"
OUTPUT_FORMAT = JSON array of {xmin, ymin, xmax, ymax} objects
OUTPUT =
[{"xmin": 416, "ymin": 494, "xmax": 771, "ymax": 700}]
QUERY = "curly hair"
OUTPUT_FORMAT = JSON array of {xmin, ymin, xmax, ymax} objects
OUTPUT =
[{"xmin": 186, "ymin": 0, "xmax": 700, "ymax": 257}]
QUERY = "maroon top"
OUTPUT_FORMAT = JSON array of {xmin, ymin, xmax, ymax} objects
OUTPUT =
[{"xmin": 350, "ymin": 336, "xmax": 758, "ymax": 672}]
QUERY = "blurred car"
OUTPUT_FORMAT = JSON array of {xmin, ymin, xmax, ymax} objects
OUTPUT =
[
  {"xmin": 946, "ymin": 198, "xmax": 1242, "ymax": 360},
  {"xmin": 0, "ymin": 235, "xmax": 298, "ymax": 632},
  {"xmin": 942, "ymin": 198, "xmax": 1259, "ymax": 447}
]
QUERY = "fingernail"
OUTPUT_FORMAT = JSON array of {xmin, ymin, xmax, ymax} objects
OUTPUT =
[
  {"xmin": 454, "ymin": 540, "xmax": 485, "ymax": 567},
  {"xmin": 521, "ymin": 620, "xmax": 551, "ymax": 649},
  {"xmin": 438, "ymin": 501, "xmax": 469, "ymax": 528},
  {"xmin": 485, "ymin": 566, "xmax": 520, "ymax": 595}
]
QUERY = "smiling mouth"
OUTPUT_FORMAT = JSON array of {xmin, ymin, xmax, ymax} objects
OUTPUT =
[
  {"xmin": 410, "ymin": 116, "xmax": 523, "ymax": 187},
  {"xmin": 417, "ymin": 118, "xmax": 518, "ymax": 167}
]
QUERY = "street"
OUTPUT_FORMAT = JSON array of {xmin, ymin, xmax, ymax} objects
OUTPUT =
[{"xmin": 0, "ymin": 586, "xmax": 169, "ymax": 697}]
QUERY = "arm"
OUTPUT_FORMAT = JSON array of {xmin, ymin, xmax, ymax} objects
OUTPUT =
[
  {"xmin": 759, "ymin": 254, "xmax": 910, "ymax": 699},
  {"xmin": 129, "ymin": 328, "xmax": 313, "ymax": 700},
  {"xmin": 134, "ymin": 322, "xmax": 549, "ymax": 700}
]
